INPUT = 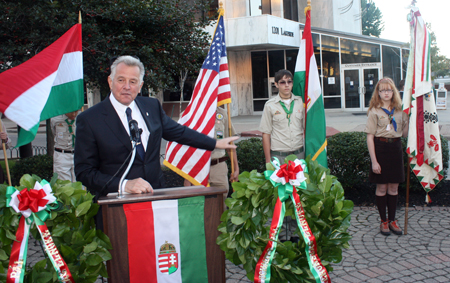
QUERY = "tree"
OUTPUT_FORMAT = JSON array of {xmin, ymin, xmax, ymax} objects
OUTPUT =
[
  {"xmin": 427, "ymin": 24, "xmax": 450, "ymax": 79},
  {"xmin": 0, "ymin": 0, "xmax": 214, "ymax": 97},
  {"xmin": 360, "ymin": 0, "xmax": 384, "ymax": 37}
]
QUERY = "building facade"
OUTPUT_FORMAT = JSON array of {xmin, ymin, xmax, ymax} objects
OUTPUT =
[{"xmin": 161, "ymin": 0, "xmax": 409, "ymax": 116}]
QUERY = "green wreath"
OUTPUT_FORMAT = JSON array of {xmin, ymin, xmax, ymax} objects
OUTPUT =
[
  {"xmin": 0, "ymin": 174, "xmax": 111, "ymax": 283},
  {"xmin": 217, "ymin": 156, "xmax": 353, "ymax": 282}
]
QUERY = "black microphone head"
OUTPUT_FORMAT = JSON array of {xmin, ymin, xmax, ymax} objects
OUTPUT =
[{"xmin": 128, "ymin": 119, "xmax": 141, "ymax": 141}]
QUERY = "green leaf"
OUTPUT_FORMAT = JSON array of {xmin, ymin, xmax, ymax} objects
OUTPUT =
[
  {"xmin": 83, "ymin": 241, "xmax": 98, "ymax": 253},
  {"xmin": 86, "ymin": 254, "xmax": 104, "ymax": 266},
  {"xmin": 231, "ymin": 216, "xmax": 244, "ymax": 225},
  {"xmin": 75, "ymin": 200, "xmax": 92, "ymax": 217},
  {"xmin": 0, "ymin": 249, "xmax": 8, "ymax": 260}
]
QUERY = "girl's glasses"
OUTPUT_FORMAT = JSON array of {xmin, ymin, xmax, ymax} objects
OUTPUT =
[{"xmin": 379, "ymin": 89, "xmax": 393, "ymax": 94}]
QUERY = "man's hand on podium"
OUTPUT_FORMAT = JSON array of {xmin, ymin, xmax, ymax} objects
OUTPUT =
[{"xmin": 125, "ymin": 178, "xmax": 153, "ymax": 194}]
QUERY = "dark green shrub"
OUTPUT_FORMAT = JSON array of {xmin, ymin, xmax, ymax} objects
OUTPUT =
[
  {"xmin": 228, "ymin": 137, "xmax": 265, "ymax": 174},
  {"xmin": 327, "ymin": 132, "xmax": 449, "ymax": 192},
  {"xmin": 10, "ymin": 154, "xmax": 53, "ymax": 186},
  {"xmin": 327, "ymin": 132, "xmax": 370, "ymax": 190}
]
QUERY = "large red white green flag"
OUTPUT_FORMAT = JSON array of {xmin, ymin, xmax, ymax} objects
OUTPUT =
[
  {"xmin": 402, "ymin": 6, "xmax": 443, "ymax": 199},
  {"xmin": 0, "ymin": 24, "xmax": 84, "ymax": 147},
  {"xmin": 293, "ymin": 7, "xmax": 327, "ymax": 168},
  {"xmin": 124, "ymin": 196, "xmax": 208, "ymax": 282},
  {"xmin": 164, "ymin": 11, "xmax": 231, "ymax": 186}
]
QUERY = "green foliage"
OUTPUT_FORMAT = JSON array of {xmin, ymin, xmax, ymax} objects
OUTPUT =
[
  {"xmin": 427, "ymin": 23, "xmax": 450, "ymax": 79},
  {"xmin": 327, "ymin": 132, "xmax": 371, "ymax": 190},
  {"xmin": 10, "ymin": 155, "xmax": 53, "ymax": 186},
  {"xmin": 229, "ymin": 138, "xmax": 265, "ymax": 173},
  {"xmin": 0, "ymin": 174, "xmax": 111, "ymax": 282},
  {"xmin": 327, "ymin": 132, "xmax": 449, "ymax": 192},
  {"xmin": 218, "ymin": 157, "xmax": 353, "ymax": 282},
  {"xmin": 0, "ymin": 0, "xmax": 214, "ymax": 96},
  {"xmin": 361, "ymin": 0, "xmax": 384, "ymax": 37}
]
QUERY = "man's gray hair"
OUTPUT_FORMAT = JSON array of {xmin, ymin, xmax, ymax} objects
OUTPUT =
[{"xmin": 110, "ymin": 55, "xmax": 145, "ymax": 83}]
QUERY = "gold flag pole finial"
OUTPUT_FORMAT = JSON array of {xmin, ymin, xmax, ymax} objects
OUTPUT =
[
  {"xmin": 79, "ymin": 11, "xmax": 82, "ymax": 24},
  {"xmin": 305, "ymin": 0, "xmax": 311, "ymax": 15},
  {"xmin": 218, "ymin": 2, "xmax": 224, "ymax": 16}
]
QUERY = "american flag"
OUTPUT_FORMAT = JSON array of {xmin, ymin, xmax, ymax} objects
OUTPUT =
[{"xmin": 163, "ymin": 13, "xmax": 231, "ymax": 186}]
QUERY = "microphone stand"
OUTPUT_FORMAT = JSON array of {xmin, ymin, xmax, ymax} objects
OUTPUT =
[{"xmin": 118, "ymin": 140, "xmax": 137, "ymax": 199}]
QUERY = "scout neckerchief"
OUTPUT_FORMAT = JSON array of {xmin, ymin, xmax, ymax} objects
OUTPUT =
[
  {"xmin": 65, "ymin": 118, "xmax": 75, "ymax": 147},
  {"xmin": 279, "ymin": 97, "xmax": 294, "ymax": 126},
  {"xmin": 381, "ymin": 107, "xmax": 397, "ymax": 132}
]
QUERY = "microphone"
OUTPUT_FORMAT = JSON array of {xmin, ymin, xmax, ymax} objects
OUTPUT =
[{"xmin": 128, "ymin": 119, "xmax": 141, "ymax": 142}]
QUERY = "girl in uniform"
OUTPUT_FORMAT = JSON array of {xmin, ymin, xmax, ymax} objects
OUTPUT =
[{"xmin": 364, "ymin": 77, "xmax": 408, "ymax": 236}]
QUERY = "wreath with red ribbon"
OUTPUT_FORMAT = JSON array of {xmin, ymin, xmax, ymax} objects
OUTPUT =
[{"xmin": 217, "ymin": 156, "xmax": 354, "ymax": 282}]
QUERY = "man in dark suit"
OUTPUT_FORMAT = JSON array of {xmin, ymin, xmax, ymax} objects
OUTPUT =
[{"xmin": 74, "ymin": 55, "xmax": 237, "ymax": 200}]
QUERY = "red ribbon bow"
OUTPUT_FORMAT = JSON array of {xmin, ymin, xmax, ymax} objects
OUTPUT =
[
  {"xmin": 276, "ymin": 160, "xmax": 302, "ymax": 182},
  {"xmin": 17, "ymin": 188, "xmax": 48, "ymax": 213}
]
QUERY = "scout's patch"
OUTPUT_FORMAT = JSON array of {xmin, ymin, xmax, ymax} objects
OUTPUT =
[
  {"xmin": 274, "ymin": 110, "xmax": 281, "ymax": 115},
  {"xmin": 216, "ymin": 112, "xmax": 224, "ymax": 120},
  {"xmin": 216, "ymin": 131, "xmax": 224, "ymax": 139}
]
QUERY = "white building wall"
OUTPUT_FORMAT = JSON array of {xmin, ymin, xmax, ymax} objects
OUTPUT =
[
  {"xmin": 332, "ymin": 0, "xmax": 362, "ymax": 34},
  {"xmin": 228, "ymin": 51, "xmax": 253, "ymax": 116}
]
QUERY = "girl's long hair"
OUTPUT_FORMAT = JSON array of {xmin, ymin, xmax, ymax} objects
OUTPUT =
[{"xmin": 367, "ymin": 77, "xmax": 402, "ymax": 114}]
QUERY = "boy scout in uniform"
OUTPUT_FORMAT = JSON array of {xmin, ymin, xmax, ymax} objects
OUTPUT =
[
  {"xmin": 260, "ymin": 69, "xmax": 305, "ymax": 164},
  {"xmin": 184, "ymin": 106, "xmax": 239, "ymax": 200},
  {"xmin": 51, "ymin": 110, "xmax": 79, "ymax": 182}
]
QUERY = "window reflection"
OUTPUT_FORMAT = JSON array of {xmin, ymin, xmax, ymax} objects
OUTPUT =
[
  {"xmin": 382, "ymin": 46, "xmax": 401, "ymax": 85},
  {"xmin": 341, "ymin": 39, "xmax": 380, "ymax": 63},
  {"xmin": 321, "ymin": 35, "xmax": 341, "ymax": 108}
]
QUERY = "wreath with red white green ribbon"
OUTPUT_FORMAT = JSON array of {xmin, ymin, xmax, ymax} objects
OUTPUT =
[{"xmin": 217, "ymin": 156, "xmax": 354, "ymax": 282}]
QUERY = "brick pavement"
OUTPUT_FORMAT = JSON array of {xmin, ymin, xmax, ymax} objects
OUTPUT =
[{"xmin": 22, "ymin": 206, "xmax": 450, "ymax": 282}]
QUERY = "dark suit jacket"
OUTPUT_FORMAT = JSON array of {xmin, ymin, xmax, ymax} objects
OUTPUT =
[{"xmin": 74, "ymin": 96, "xmax": 216, "ymax": 197}]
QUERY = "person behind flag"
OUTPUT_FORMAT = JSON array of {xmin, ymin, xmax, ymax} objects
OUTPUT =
[
  {"xmin": 0, "ymin": 117, "xmax": 12, "ymax": 184},
  {"xmin": 364, "ymin": 77, "xmax": 408, "ymax": 236},
  {"xmin": 51, "ymin": 110, "xmax": 80, "ymax": 182},
  {"xmin": 260, "ymin": 69, "xmax": 305, "ymax": 164},
  {"xmin": 183, "ymin": 106, "xmax": 239, "ymax": 201},
  {"xmin": 74, "ymin": 56, "xmax": 237, "ymax": 227}
]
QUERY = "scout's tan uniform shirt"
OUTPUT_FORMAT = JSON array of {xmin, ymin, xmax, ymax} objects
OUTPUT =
[
  {"xmin": 211, "ymin": 107, "xmax": 237, "ymax": 160},
  {"xmin": 51, "ymin": 114, "xmax": 76, "ymax": 150},
  {"xmin": 364, "ymin": 108, "xmax": 408, "ymax": 138},
  {"xmin": 259, "ymin": 94, "xmax": 304, "ymax": 152}
]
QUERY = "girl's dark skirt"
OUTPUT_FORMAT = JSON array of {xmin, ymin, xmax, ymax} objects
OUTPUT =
[{"xmin": 369, "ymin": 137, "xmax": 405, "ymax": 184}]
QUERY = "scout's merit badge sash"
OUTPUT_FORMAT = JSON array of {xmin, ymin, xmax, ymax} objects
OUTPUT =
[
  {"xmin": 5, "ymin": 180, "xmax": 74, "ymax": 283},
  {"xmin": 254, "ymin": 158, "xmax": 330, "ymax": 283}
]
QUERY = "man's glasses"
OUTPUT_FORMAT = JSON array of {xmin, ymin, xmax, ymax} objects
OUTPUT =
[
  {"xmin": 379, "ymin": 89, "xmax": 393, "ymax": 94},
  {"xmin": 278, "ymin": 80, "xmax": 293, "ymax": 86}
]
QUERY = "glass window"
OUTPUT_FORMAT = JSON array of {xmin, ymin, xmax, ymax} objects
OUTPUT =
[
  {"xmin": 341, "ymin": 39, "xmax": 380, "ymax": 63},
  {"xmin": 283, "ymin": 0, "xmax": 298, "ymax": 21},
  {"xmin": 382, "ymin": 45, "xmax": 401, "ymax": 84},
  {"xmin": 402, "ymin": 48, "xmax": 409, "ymax": 80},
  {"xmin": 285, "ymin": 49, "xmax": 298, "ymax": 74},
  {"xmin": 268, "ymin": 50, "xmax": 285, "ymax": 77},
  {"xmin": 252, "ymin": 51, "xmax": 268, "ymax": 101},
  {"xmin": 324, "ymin": 97, "xmax": 341, "ymax": 109},
  {"xmin": 321, "ymin": 35, "xmax": 341, "ymax": 107},
  {"xmin": 250, "ymin": 0, "xmax": 262, "ymax": 16}
]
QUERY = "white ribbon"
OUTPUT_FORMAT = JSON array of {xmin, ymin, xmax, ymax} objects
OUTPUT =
[{"xmin": 9, "ymin": 182, "xmax": 56, "ymax": 218}]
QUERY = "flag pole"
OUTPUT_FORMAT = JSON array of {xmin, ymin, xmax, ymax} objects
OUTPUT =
[
  {"xmin": 79, "ymin": 11, "xmax": 82, "ymax": 24},
  {"xmin": 218, "ymin": 1, "xmax": 236, "ymax": 182},
  {"xmin": 404, "ymin": 159, "xmax": 410, "ymax": 235},
  {"xmin": 0, "ymin": 119, "xmax": 12, "ymax": 186}
]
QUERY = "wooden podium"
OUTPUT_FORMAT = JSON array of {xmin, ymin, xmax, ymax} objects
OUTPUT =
[{"xmin": 98, "ymin": 186, "xmax": 227, "ymax": 283}]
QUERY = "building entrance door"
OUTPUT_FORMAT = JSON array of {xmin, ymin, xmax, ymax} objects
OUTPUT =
[{"xmin": 341, "ymin": 63, "xmax": 381, "ymax": 111}]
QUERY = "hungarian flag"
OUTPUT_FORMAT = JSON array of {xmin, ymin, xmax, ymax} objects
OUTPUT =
[
  {"xmin": 164, "ymin": 11, "xmax": 231, "ymax": 186},
  {"xmin": 402, "ymin": 6, "xmax": 443, "ymax": 199},
  {"xmin": 293, "ymin": 7, "xmax": 327, "ymax": 168},
  {"xmin": 0, "ymin": 24, "xmax": 84, "ymax": 147},
  {"xmin": 124, "ymin": 196, "xmax": 208, "ymax": 282}
]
